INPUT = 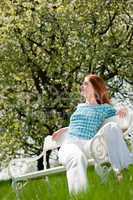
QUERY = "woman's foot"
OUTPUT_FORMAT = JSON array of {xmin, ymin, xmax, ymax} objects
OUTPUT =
[{"xmin": 116, "ymin": 172, "xmax": 123, "ymax": 182}]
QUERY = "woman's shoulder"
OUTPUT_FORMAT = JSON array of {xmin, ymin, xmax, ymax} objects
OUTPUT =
[
  {"xmin": 101, "ymin": 103, "xmax": 113, "ymax": 107},
  {"xmin": 77, "ymin": 103, "xmax": 115, "ymax": 110},
  {"xmin": 99, "ymin": 103, "xmax": 114, "ymax": 109}
]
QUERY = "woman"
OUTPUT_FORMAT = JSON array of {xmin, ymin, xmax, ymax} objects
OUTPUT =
[{"xmin": 52, "ymin": 74, "xmax": 132, "ymax": 194}]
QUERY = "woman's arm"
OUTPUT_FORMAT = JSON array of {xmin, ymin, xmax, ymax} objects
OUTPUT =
[
  {"xmin": 52, "ymin": 127, "xmax": 69, "ymax": 140},
  {"xmin": 105, "ymin": 103, "xmax": 128, "ymax": 119}
]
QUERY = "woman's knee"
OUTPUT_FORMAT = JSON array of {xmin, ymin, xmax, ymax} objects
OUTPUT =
[
  {"xmin": 58, "ymin": 143, "xmax": 87, "ymax": 169},
  {"xmin": 102, "ymin": 122, "xmax": 122, "ymax": 135},
  {"xmin": 101, "ymin": 122, "xmax": 123, "ymax": 144}
]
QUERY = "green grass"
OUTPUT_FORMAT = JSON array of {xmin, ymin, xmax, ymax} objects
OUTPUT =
[{"xmin": 1, "ymin": 166, "xmax": 133, "ymax": 200}]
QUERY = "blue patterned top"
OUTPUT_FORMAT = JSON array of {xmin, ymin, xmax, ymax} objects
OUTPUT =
[{"xmin": 68, "ymin": 103, "xmax": 116, "ymax": 140}]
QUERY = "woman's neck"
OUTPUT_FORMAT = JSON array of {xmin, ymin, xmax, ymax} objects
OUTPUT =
[{"xmin": 85, "ymin": 97, "xmax": 97, "ymax": 105}]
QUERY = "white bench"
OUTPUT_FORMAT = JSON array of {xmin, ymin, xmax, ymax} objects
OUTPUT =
[{"xmin": 9, "ymin": 107, "xmax": 133, "ymax": 190}]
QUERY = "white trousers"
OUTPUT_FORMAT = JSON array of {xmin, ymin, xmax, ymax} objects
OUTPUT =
[{"xmin": 58, "ymin": 122, "xmax": 133, "ymax": 194}]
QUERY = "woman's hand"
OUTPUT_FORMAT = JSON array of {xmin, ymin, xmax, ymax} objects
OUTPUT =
[
  {"xmin": 52, "ymin": 127, "xmax": 68, "ymax": 141},
  {"xmin": 117, "ymin": 107, "xmax": 128, "ymax": 118}
]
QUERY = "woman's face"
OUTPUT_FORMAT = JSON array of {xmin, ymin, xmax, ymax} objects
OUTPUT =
[{"xmin": 81, "ymin": 77, "xmax": 95, "ymax": 98}]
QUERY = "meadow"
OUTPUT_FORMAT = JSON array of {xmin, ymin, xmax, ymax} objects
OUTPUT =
[{"xmin": 0, "ymin": 165, "xmax": 133, "ymax": 200}]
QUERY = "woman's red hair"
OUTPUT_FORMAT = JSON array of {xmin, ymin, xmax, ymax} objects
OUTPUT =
[{"xmin": 86, "ymin": 74, "xmax": 111, "ymax": 104}]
